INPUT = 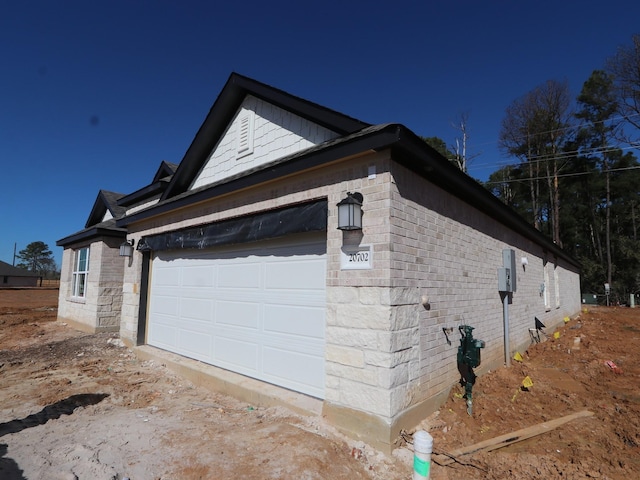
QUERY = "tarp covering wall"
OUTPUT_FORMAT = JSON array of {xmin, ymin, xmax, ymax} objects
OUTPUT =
[{"xmin": 137, "ymin": 200, "xmax": 327, "ymax": 253}]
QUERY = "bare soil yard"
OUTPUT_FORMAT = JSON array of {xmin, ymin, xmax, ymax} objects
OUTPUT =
[{"xmin": 0, "ymin": 289, "xmax": 638, "ymax": 479}]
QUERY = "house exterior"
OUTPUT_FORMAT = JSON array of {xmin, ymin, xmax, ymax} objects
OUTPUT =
[
  {"xmin": 57, "ymin": 73, "xmax": 581, "ymax": 452},
  {"xmin": 0, "ymin": 260, "xmax": 41, "ymax": 287},
  {"xmin": 57, "ymin": 163, "xmax": 177, "ymax": 332}
]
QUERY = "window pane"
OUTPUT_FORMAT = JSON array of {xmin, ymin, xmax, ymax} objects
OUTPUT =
[
  {"xmin": 78, "ymin": 273, "xmax": 86, "ymax": 296},
  {"xmin": 72, "ymin": 247, "xmax": 89, "ymax": 297},
  {"xmin": 78, "ymin": 248, "xmax": 88, "ymax": 271}
]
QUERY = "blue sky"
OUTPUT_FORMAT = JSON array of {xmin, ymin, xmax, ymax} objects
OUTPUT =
[{"xmin": 1, "ymin": 1, "xmax": 638, "ymax": 268}]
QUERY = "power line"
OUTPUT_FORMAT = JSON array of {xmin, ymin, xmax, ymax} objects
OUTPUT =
[
  {"xmin": 434, "ymin": 110, "xmax": 640, "ymax": 178},
  {"xmin": 508, "ymin": 143, "xmax": 640, "ymax": 164},
  {"xmin": 470, "ymin": 143, "xmax": 640, "ymax": 177},
  {"xmin": 498, "ymin": 112, "xmax": 640, "ymax": 147},
  {"xmin": 485, "ymin": 164, "xmax": 640, "ymax": 185}
]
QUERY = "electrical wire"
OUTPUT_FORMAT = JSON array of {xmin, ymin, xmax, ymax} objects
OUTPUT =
[{"xmin": 485, "ymin": 164, "xmax": 640, "ymax": 185}]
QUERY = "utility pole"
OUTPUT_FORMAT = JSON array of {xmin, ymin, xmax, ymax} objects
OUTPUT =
[{"xmin": 12, "ymin": 242, "xmax": 16, "ymax": 266}]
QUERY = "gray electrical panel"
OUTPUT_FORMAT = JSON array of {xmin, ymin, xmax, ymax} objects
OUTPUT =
[
  {"xmin": 497, "ymin": 267, "xmax": 511, "ymax": 292},
  {"xmin": 502, "ymin": 249, "xmax": 517, "ymax": 293}
]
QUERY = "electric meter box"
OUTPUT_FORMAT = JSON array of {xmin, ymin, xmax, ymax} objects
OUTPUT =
[
  {"xmin": 498, "ymin": 267, "xmax": 512, "ymax": 292},
  {"xmin": 502, "ymin": 249, "xmax": 517, "ymax": 292}
]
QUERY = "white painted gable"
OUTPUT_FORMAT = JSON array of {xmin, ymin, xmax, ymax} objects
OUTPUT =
[{"xmin": 190, "ymin": 95, "xmax": 340, "ymax": 190}]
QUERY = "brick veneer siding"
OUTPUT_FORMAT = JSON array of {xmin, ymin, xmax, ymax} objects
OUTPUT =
[
  {"xmin": 383, "ymin": 161, "xmax": 581, "ymax": 424},
  {"xmin": 57, "ymin": 237, "xmax": 124, "ymax": 333},
  {"xmin": 119, "ymin": 150, "xmax": 580, "ymax": 453}
]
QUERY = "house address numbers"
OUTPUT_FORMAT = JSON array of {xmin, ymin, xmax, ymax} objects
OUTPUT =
[{"xmin": 340, "ymin": 245, "xmax": 372, "ymax": 270}]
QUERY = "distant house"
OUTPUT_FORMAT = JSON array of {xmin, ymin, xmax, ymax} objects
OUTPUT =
[
  {"xmin": 0, "ymin": 260, "xmax": 40, "ymax": 287},
  {"xmin": 57, "ymin": 73, "xmax": 581, "ymax": 452}
]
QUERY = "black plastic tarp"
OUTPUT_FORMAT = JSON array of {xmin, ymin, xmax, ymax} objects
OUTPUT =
[{"xmin": 137, "ymin": 200, "xmax": 327, "ymax": 252}]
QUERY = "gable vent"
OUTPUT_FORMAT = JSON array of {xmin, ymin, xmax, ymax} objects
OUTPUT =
[{"xmin": 236, "ymin": 110, "xmax": 254, "ymax": 158}]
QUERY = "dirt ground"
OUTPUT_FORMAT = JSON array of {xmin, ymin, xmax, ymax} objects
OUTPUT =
[{"xmin": 0, "ymin": 290, "xmax": 638, "ymax": 479}]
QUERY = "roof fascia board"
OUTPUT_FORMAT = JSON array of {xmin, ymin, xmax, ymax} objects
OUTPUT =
[
  {"xmin": 85, "ymin": 191, "xmax": 108, "ymax": 228},
  {"xmin": 56, "ymin": 227, "xmax": 127, "ymax": 247},
  {"xmin": 230, "ymin": 74, "xmax": 370, "ymax": 134},
  {"xmin": 117, "ymin": 180, "xmax": 170, "ymax": 207}
]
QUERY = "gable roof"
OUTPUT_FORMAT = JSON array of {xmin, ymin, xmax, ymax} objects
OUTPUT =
[
  {"xmin": 152, "ymin": 160, "xmax": 179, "ymax": 183},
  {"xmin": 58, "ymin": 161, "xmax": 178, "ymax": 248},
  {"xmin": 161, "ymin": 72, "xmax": 371, "ymax": 200},
  {"xmin": 118, "ymin": 160, "xmax": 178, "ymax": 208},
  {"xmin": 0, "ymin": 260, "xmax": 40, "ymax": 277},
  {"xmin": 85, "ymin": 190, "xmax": 127, "ymax": 228}
]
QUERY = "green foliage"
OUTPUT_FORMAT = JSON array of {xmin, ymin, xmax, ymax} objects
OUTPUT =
[
  {"xmin": 421, "ymin": 136, "xmax": 455, "ymax": 161},
  {"xmin": 16, "ymin": 241, "xmax": 57, "ymax": 277},
  {"xmin": 488, "ymin": 41, "xmax": 640, "ymax": 299}
]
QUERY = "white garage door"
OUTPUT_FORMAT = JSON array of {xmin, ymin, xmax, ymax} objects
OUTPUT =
[{"xmin": 147, "ymin": 233, "xmax": 326, "ymax": 399}]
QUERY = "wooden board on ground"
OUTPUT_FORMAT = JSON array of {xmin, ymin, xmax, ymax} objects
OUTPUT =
[{"xmin": 432, "ymin": 410, "xmax": 594, "ymax": 466}]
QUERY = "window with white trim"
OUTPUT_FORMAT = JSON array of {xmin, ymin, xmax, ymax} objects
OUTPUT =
[
  {"xmin": 543, "ymin": 260, "xmax": 550, "ymax": 311},
  {"xmin": 72, "ymin": 247, "xmax": 89, "ymax": 297},
  {"xmin": 236, "ymin": 110, "xmax": 254, "ymax": 159},
  {"xmin": 554, "ymin": 261, "xmax": 560, "ymax": 308}
]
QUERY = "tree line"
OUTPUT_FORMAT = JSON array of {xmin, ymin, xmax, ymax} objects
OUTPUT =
[
  {"xmin": 14, "ymin": 241, "xmax": 58, "ymax": 278},
  {"xmin": 485, "ymin": 35, "xmax": 640, "ymax": 302}
]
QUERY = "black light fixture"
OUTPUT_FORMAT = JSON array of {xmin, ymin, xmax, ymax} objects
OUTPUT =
[
  {"xmin": 337, "ymin": 192, "xmax": 363, "ymax": 231},
  {"xmin": 119, "ymin": 239, "xmax": 134, "ymax": 257}
]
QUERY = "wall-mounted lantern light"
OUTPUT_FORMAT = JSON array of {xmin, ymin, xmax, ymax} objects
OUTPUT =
[
  {"xmin": 119, "ymin": 239, "xmax": 134, "ymax": 257},
  {"xmin": 337, "ymin": 192, "xmax": 363, "ymax": 231}
]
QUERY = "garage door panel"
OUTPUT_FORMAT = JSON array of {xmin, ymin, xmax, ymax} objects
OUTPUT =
[
  {"xmin": 265, "ymin": 259, "xmax": 326, "ymax": 290},
  {"xmin": 263, "ymin": 293, "xmax": 325, "ymax": 307},
  {"xmin": 179, "ymin": 329, "xmax": 212, "ymax": 359},
  {"xmin": 152, "ymin": 264, "xmax": 181, "ymax": 286},
  {"xmin": 218, "ymin": 263, "xmax": 262, "ymax": 288},
  {"xmin": 214, "ymin": 336, "xmax": 259, "ymax": 371},
  {"xmin": 180, "ymin": 297, "xmax": 213, "ymax": 321},
  {"xmin": 264, "ymin": 305, "xmax": 325, "ymax": 339},
  {"xmin": 263, "ymin": 347, "xmax": 324, "ymax": 398},
  {"xmin": 181, "ymin": 265, "xmax": 215, "ymax": 287},
  {"xmin": 148, "ymin": 233, "xmax": 326, "ymax": 398},
  {"xmin": 149, "ymin": 321, "xmax": 178, "ymax": 349},
  {"xmin": 149, "ymin": 294, "xmax": 179, "ymax": 317},
  {"xmin": 216, "ymin": 301, "xmax": 260, "ymax": 329}
]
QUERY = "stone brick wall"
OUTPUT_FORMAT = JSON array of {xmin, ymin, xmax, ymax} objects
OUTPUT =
[
  {"xmin": 386, "ymin": 161, "xmax": 581, "ymax": 421},
  {"xmin": 93, "ymin": 237, "xmax": 125, "ymax": 330},
  {"xmin": 57, "ymin": 237, "xmax": 124, "ymax": 333}
]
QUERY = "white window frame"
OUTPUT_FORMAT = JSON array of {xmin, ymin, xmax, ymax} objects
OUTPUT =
[
  {"xmin": 543, "ymin": 260, "xmax": 550, "ymax": 311},
  {"xmin": 554, "ymin": 261, "xmax": 560, "ymax": 309},
  {"xmin": 72, "ymin": 247, "xmax": 89, "ymax": 298}
]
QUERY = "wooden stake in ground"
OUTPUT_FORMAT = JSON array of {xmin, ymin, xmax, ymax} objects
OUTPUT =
[{"xmin": 432, "ymin": 410, "xmax": 594, "ymax": 467}]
